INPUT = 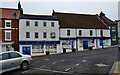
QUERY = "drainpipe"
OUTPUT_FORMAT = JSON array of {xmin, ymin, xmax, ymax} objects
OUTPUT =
[{"xmin": 76, "ymin": 28, "xmax": 78, "ymax": 51}]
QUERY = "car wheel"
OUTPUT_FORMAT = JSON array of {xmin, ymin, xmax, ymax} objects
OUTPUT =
[{"xmin": 21, "ymin": 61, "xmax": 29, "ymax": 70}]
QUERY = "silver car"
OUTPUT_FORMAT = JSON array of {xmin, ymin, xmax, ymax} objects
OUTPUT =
[{"xmin": 0, "ymin": 51, "xmax": 32, "ymax": 73}]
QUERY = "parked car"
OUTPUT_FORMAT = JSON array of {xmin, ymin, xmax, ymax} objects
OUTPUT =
[{"xmin": 0, "ymin": 51, "xmax": 32, "ymax": 73}]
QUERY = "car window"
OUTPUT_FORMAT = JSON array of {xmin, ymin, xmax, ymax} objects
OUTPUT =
[
  {"xmin": 2, "ymin": 53, "xmax": 10, "ymax": 60},
  {"xmin": 10, "ymin": 52, "xmax": 22, "ymax": 59},
  {"xmin": 0, "ymin": 55, "xmax": 2, "ymax": 60}
]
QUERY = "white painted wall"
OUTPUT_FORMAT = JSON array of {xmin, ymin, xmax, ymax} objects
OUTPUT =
[
  {"xmin": 61, "ymin": 28, "xmax": 110, "ymax": 38},
  {"xmin": 60, "ymin": 29, "xmax": 76, "ymax": 38},
  {"xmin": 19, "ymin": 19, "xmax": 59, "ymax": 41}
]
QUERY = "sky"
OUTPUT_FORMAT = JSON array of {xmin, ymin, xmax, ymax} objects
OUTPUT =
[{"xmin": 0, "ymin": 0, "xmax": 120, "ymax": 20}]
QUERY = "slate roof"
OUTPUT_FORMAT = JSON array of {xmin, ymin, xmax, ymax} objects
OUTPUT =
[
  {"xmin": 53, "ymin": 12, "xmax": 109, "ymax": 29},
  {"xmin": 20, "ymin": 14, "xmax": 58, "ymax": 20}
]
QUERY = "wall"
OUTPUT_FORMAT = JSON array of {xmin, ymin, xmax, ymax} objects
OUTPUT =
[{"xmin": 19, "ymin": 19, "xmax": 59, "ymax": 41}]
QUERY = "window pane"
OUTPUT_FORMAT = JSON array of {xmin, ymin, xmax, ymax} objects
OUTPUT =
[
  {"xmin": 43, "ymin": 32, "xmax": 47, "ymax": 38},
  {"xmin": 35, "ymin": 21, "xmax": 38, "ymax": 26},
  {"xmin": 6, "ymin": 22, "xmax": 10, "ymax": 27},
  {"xmin": 51, "ymin": 22, "xmax": 54, "ymax": 27},
  {"xmin": 6, "ymin": 32, "xmax": 10, "ymax": 39},
  {"xmin": 43, "ymin": 22, "xmax": 46, "ymax": 27},
  {"xmin": 26, "ymin": 21, "xmax": 30, "ymax": 26},
  {"xmin": 35, "ymin": 32, "xmax": 38, "ymax": 38},
  {"xmin": 90, "ymin": 30, "xmax": 93, "ymax": 36},
  {"xmin": 67, "ymin": 30, "xmax": 70, "ymax": 36},
  {"xmin": 79, "ymin": 30, "xmax": 82, "ymax": 36},
  {"xmin": 26, "ymin": 32, "xmax": 30, "ymax": 38}
]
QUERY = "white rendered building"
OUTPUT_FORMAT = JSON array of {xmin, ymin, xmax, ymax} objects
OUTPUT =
[{"xmin": 19, "ymin": 14, "xmax": 60, "ymax": 55}]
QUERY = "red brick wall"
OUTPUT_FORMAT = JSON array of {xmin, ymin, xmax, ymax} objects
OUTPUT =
[{"xmin": 1, "ymin": 19, "xmax": 19, "ymax": 44}]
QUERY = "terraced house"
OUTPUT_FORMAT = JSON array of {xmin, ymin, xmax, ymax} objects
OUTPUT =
[
  {"xmin": 52, "ymin": 11, "xmax": 112, "ymax": 52},
  {"xmin": 0, "ymin": 1, "xmax": 23, "ymax": 52}
]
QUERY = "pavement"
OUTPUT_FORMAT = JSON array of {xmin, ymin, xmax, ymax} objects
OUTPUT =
[{"xmin": 2, "ymin": 47, "xmax": 120, "ymax": 75}]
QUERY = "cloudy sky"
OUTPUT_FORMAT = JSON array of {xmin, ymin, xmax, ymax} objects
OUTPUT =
[{"xmin": 1, "ymin": 0, "xmax": 120, "ymax": 20}]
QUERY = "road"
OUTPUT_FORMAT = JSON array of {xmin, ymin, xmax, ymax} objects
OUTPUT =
[{"xmin": 2, "ymin": 47, "xmax": 119, "ymax": 75}]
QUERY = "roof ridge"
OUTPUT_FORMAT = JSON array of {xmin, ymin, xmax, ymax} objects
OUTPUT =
[
  {"xmin": 0, "ymin": 8, "xmax": 18, "ymax": 10},
  {"xmin": 22, "ymin": 14, "xmax": 53, "ymax": 17},
  {"xmin": 55, "ymin": 12, "xmax": 96, "ymax": 16}
]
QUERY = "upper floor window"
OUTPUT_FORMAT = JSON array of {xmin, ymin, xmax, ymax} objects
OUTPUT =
[
  {"xmin": 35, "ymin": 21, "xmax": 38, "ymax": 26},
  {"xmin": 26, "ymin": 32, "xmax": 30, "ymax": 38},
  {"xmin": 100, "ymin": 30, "xmax": 103, "ymax": 36},
  {"xmin": 26, "ymin": 21, "xmax": 30, "ymax": 26},
  {"xmin": 51, "ymin": 22, "xmax": 54, "ymax": 27},
  {"xmin": 43, "ymin": 32, "xmax": 47, "ymax": 38},
  {"xmin": 43, "ymin": 22, "xmax": 47, "ymax": 27},
  {"xmin": 67, "ymin": 30, "xmax": 70, "ymax": 36},
  {"xmin": 90, "ymin": 30, "xmax": 93, "ymax": 36},
  {"xmin": 35, "ymin": 32, "xmax": 38, "ymax": 38},
  {"xmin": 79, "ymin": 30, "xmax": 82, "ymax": 36},
  {"xmin": 50, "ymin": 32, "xmax": 56, "ymax": 38},
  {"xmin": 5, "ymin": 20, "xmax": 11, "ymax": 28},
  {"xmin": 112, "ymin": 34, "xmax": 116, "ymax": 41},
  {"xmin": 112, "ymin": 25, "xmax": 116, "ymax": 31},
  {"xmin": 5, "ymin": 31, "xmax": 11, "ymax": 41}
]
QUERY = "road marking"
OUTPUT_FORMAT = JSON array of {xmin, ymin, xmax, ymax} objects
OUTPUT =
[
  {"xmin": 44, "ymin": 59, "xmax": 50, "ymax": 60},
  {"xmin": 65, "ymin": 68, "xmax": 71, "ymax": 72},
  {"xmin": 76, "ymin": 63, "xmax": 79, "ymax": 66},
  {"xmin": 82, "ymin": 59, "xmax": 87, "ymax": 63},
  {"xmin": 40, "ymin": 65, "xmax": 46, "ymax": 68},
  {"xmin": 61, "ymin": 59, "xmax": 65, "ymax": 62},
  {"xmin": 52, "ymin": 62, "xmax": 57, "ymax": 64},
  {"xmin": 95, "ymin": 63, "xmax": 109, "ymax": 67},
  {"xmin": 34, "ymin": 68, "xmax": 69, "ymax": 74},
  {"xmin": 22, "ymin": 70, "xmax": 30, "ymax": 73}
]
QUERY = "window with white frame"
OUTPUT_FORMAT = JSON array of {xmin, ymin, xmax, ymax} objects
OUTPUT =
[
  {"xmin": 5, "ymin": 20, "xmax": 11, "ymax": 28},
  {"xmin": 43, "ymin": 22, "xmax": 47, "ymax": 27},
  {"xmin": 26, "ymin": 32, "xmax": 30, "ymax": 38},
  {"xmin": 67, "ymin": 30, "xmax": 70, "ymax": 36},
  {"xmin": 43, "ymin": 32, "xmax": 47, "ymax": 38},
  {"xmin": 35, "ymin": 32, "xmax": 38, "ymax": 38},
  {"xmin": 35, "ymin": 21, "xmax": 38, "ymax": 26},
  {"xmin": 26, "ymin": 21, "xmax": 30, "ymax": 26},
  {"xmin": 51, "ymin": 22, "xmax": 54, "ymax": 27},
  {"xmin": 5, "ymin": 31, "xmax": 11, "ymax": 41}
]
